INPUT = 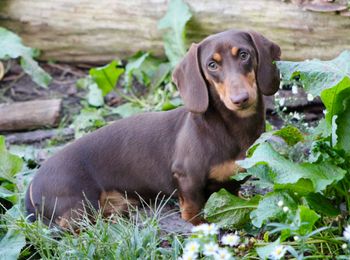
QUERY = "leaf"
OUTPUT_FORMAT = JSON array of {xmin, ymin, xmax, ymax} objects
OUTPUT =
[
  {"xmin": 111, "ymin": 102, "xmax": 143, "ymax": 118},
  {"xmin": 274, "ymin": 178, "xmax": 314, "ymax": 196},
  {"xmin": 158, "ymin": 0, "xmax": 192, "ymax": 67},
  {"xmin": 305, "ymin": 192, "xmax": 340, "ymax": 216},
  {"xmin": 125, "ymin": 52, "xmax": 150, "ymax": 87},
  {"xmin": 0, "ymin": 27, "xmax": 34, "ymax": 59},
  {"xmin": 71, "ymin": 108, "xmax": 106, "ymax": 138},
  {"xmin": 256, "ymin": 238, "xmax": 280, "ymax": 260},
  {"xmin": 276, "ymin": 51, "xmax": 350, "ymax": 97},
  {"xmin": 0, "ymin": 27, "xmax": 52, "ymax": 88},
  {"xmin": 274, "ymin": 125, "xmax": 304, "ymax": 146},
  {"xmin": 204, "ymin": 189, "xmax": 260, "ymax": 229},
  {"xmin": 0, "ymin": 229, "xmax": 26, "ymax": 260},
  {"xmin": 0, "ymin": 136, "xmax": 23, "ymax": 183},
  {"xmin": 87, "ymin": 83, "xmax": 104, "ymax": 107},
  {"xmin": 293, "ymin": 206, "xmax": 320, "ymax": 236},
  {"xmin": 20, "ymin": 56, "xmax": 52, "ymax": 88},
  {"xmin": 239, "ymin": 142, "xmax": 346, "ymax": 193},
  {"xmin": 334, "ymin": 94, "xmax": 350, "ymax": 152},
  {"xmin": 250, "ymin": 191, "xmax": 298, "ymax": 228},
  {"xmin": 90, "ymin": 60, "xmax": 124, "ymax": 96}
]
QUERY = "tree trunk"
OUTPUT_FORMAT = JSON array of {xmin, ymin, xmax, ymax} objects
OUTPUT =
[
  {"xmin": 0, "ymin": 99, "xmax": 62, "ymax": 131},
  {"xmin": 0, "ymin": 0, "xmax": 349, "ymax": 63}
]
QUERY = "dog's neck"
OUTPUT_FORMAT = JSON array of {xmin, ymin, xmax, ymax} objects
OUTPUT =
[{"xmin": 204, "ymin": 90, "xmax": 266, "ymax": 151}]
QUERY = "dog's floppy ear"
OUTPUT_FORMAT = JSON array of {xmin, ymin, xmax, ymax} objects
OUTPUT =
[
  {"xmin": 247, "ymin": 31, "xmax": 281, "ymax": 96},
  {"xmin": 172, "ymin": 43, "xmax": 208, "ymax": 113}
]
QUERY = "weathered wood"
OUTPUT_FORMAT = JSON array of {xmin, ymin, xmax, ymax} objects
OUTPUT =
[
  {"xmin": 0, "ymin": 99, "xmax": 62, "ymax": 131},
  {"xmin": 5, "ymin": 127, "xmax": 74, "ymax": 145},
  {"xmin": 0, "ymin": 0, "xmax": 349, "ymax": 63}
]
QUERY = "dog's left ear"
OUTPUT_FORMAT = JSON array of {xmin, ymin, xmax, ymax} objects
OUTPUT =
[
  {"xmin": 172, "ymin": 43, "xmax": 208, "ymax": 113},
  {"xmin": 247, "ymin": 31, "xmax": 281, "ymax": 96}
]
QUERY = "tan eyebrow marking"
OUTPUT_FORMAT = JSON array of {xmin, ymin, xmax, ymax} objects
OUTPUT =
[
  {"xmin": 213, "ymin": 53, "xmax": 222, "ymax": 62},
  {"xmin": 231, "ymin": 47, "xmax": 239, "ymax": 56}
]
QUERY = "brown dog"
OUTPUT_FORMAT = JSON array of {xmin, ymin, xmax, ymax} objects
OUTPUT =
[{"xmin": 25, "ymin": 29, "xmax": 281, "ymax": 227}]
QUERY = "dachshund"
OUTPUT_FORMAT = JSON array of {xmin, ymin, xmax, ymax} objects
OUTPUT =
[{"xmin": 25, "ymin": 29, "xmax": 281, "ymax": 227}]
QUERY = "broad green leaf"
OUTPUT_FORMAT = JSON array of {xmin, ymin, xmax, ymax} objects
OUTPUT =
[
  {"xmin": 87, "ymin": 83, "xmax": 104, "ymax": 107},
  {"xmin": 0, "ymin": 27, "xmax": 52, "ymax": 88},
  {"xmin": 90, "ymin": 60, "xmax": 124, "ymax": 96},
  {"xmin": 239, "ymin": 142, "xmax": 346, "ymax": 193},
  {"xmin": 204, "ymin": 189, "xmax": 260, "ymax": 229},
  {"xmin": 0, "ymin": 229, "xmax": 26, "ymax": 260},
  {"xmin": 334, "ymin": 94, "xmax": 350, "ymax": 152},
  {"xmin": 20, "ymin": 56, "xmax": 52, "ymax": 88},
  {"xmin": 293, "ymin": 206, "xmax": 320, "ymax": 236},
  {"xmin": 276, "ymin": 51, "xmax": 350, "ymax": 97},
  {"xmin": 112, "ymin": 102, "xmax": 142, "ymax": 118},
  {"xmin": 274, "ymin": 178, "xmax": 314, "ymax": 196},
  {"xmin": 71, "ymin": 109, "xmax": 106, "ymax": 138},
  {"xmin": 250, "ymin": 191, "xmax": 298, "ymax": 228},
  {"xmin": 0, "ymin": 136, "xmax": 23, "ymax": 183},
  {"xmin": 305, "ymin": 192, "xmax": 340, "ymax": 216},
  {"xmin": 233, "ymin": 164, "xmax": 275, "ymax": 190},
  {"xmin": 0, "ymin": 27, "xmax": 33, "ymax": 59},
  {"xmin": 125, "ymin": 52, "xmax": 150, "ymax": 87},
  {"xmin": 158, "ymin": 0, "xmax": 192, "ymax": 67},
  {"xmin": 256, "ymin": 238, "xmax": 280, "ymax": 260},
  {"xmin": 274, "ymin": 125, "xmax": 304, "ymax": 146}
]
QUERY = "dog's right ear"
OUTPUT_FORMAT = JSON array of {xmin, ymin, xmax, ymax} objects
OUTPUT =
[{"xmin": 172, "ymin": 43, "xmax": 208, "ymax": 113}]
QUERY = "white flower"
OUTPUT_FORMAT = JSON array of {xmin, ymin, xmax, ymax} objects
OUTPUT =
[
  {"xmin": 214, "ymin": 248, "xmax": 232, "ymax": 260},
  {"xmin": 184, "ymin": 241, "xmax": 200, "ymax": 255},
  {"xmin": 292, "ymin": 85, "xmax": 298, "ymax": 94},
  {"xmin": 179, "ymin": 251, "xmax": 198, "ymax": 260},
  {"xmin": 283, "ymin": 206, "xmax": 289, "ymax": 213},
  {"xmin": 269, "ymin": 245, "xmax": 287, "ymax": 260},
  {"xmin": 292, "ymin": 112, "xmax": 301, "ymax": 120},
  {"xmin": 203, "ymin": 242, "xmax": 219, "ymax": 256},
  {"xmin": 293, "ymin": 236, "xmax": 299, "ymax": 241},
  {"xmin": 277, "ymin": 200, "xmax": 284, "ymax": 207},
  {"xmin": 307, "ymin": 93, "xmax": 314, "ymax": 101},
  {"xmin": 342, "ymin": 243, "xmax": 348, "ymax": 249},
  {"xmin": 278, "ymin": 97, "xmax": 285, "ymax": 106},
  {"xmin": 343, "ymin": 225, "xmax": 350, "ymax": 241},
  {"xmin": 221, "ymin": 233, "xmax": 240, "ymax": 247},
  {"xmin": 192, "ymin": 223, "xmax": 218, "ymax": 236}
]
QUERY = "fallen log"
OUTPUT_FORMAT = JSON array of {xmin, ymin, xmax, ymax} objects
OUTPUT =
[
  {"xmin": 0, "ymin": 0, "xmax": 349, "ymax": 63},
  {"xmin": 0, "ymin": 99, "xmax": 62, "ymax": 131},
  {"xmin": 4, "ymin": 127, "xmax": 74, "ymax": 145}
]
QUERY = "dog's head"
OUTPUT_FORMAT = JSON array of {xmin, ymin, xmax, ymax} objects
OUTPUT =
[{"xmin": 172, "ymin": 29, "xmax": 281, "ymax": 116}]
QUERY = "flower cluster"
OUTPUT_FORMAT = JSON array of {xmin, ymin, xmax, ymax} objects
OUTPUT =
[{"xmin": 179, "ymin": 223, "xmax": 239, "ymax": 260}]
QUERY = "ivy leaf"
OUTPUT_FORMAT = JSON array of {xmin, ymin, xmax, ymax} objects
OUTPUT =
[
  {"xmin": 239, "ymin": 142, "xmax": 346, "ymax": 193},
  {"xmin": 250, "ymin": 191, "xmax": 298, "ymax": 228},
  {"xmin": 0, "ymin": 136, "xmax": 23, "ymax": 183},
  {"xmin": 204, "ymin": 189, "xmax": 260, "ymax": 229},
  {"xmin": 0, "ymin": 27, "xmax": 52, "ymax": 88},
  {"xmin": 0, "ymin": 229, "xmax": 26, "ymax": 260},
  {"xmin": 158, "ymin": 0, "xmax": 192, "ymax": 67},
  {"xmin": 90, "ymin": 60, "xmax": 124, "ymax": 96}
]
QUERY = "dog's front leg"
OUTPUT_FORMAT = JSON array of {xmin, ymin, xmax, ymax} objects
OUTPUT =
[{"xmin": 173, "ymin": 172, "xmax": 206, "ymax": 225}]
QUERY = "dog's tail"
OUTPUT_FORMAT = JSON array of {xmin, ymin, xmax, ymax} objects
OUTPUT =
[{"xmin": 25, "ymin": 182, "xmax": 37, "ymax": 222}]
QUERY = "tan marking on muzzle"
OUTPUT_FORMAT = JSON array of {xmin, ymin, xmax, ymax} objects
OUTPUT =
[
  {"xmin": 178, "ymin": 195, "xmax": 202, "ymax": 225},
  {"xmin": 209, "ymin": 160, "xmax": 245, "ymax": 182},
  {"xmin": 213, "ymin": 53, "xmax": 222, "ymax": 62},
  {"xmin": 231, "ymin": 47, "xmax": 239, "ymax": 56}
]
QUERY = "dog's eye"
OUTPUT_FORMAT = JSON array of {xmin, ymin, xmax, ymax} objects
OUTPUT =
[
  {"xmin": 239, "ymin": 51, "xmax": 250, "ymax": 61},
  {"xmin": 208, "ymin": 61, "xmax": 218, "ymax": 71}
]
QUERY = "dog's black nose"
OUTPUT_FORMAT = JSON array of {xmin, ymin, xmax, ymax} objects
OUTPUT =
[{"xmin": 231, "ymin": 93, "xmax": 249, "ymax": 107}]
